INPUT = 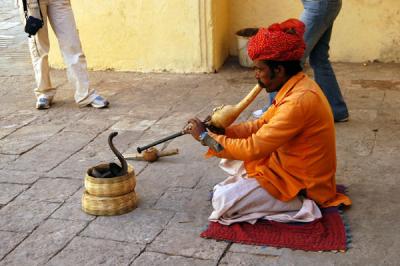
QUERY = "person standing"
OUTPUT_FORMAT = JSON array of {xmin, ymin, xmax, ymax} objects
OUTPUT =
[
  {"xmin": 300, "ymin": 0, "xmax": 348, "ymax": 122},
  {"xmin": 18, "ymin": 0, "xmax": 109, "ymax": 109},
  {"xmin": 255, "ymin": 0, "xmax": 349, "ymax": 122}
]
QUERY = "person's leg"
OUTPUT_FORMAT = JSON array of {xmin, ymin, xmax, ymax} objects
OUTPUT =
[
  {"xmin": 301, "ymin": 0, "xmax": 348, "ymax": 121},
  {"xmin": 209, "ymin": 175, "xmax": 321, "ymax": 225},
  {"xmin": 212, "ymin": 160, "xmax": 322, "ymax": 225},
  {"xmin": 19, "ymin": 0, "xmax": 55, "ymax": 108},
  {"xmin": 46, "ymin": 0, "xmax": 107, "ymax": 107},
  {"xmin": 309, "ymin": 26, "xmax": 349, "ymax": 121},
  {"xmin": 253, "ymin": 91, "xmax": 276, "ymax": 118},
  {"xmin": 300, "ymin": 0, "xmax": 327, "ymax": 63}
]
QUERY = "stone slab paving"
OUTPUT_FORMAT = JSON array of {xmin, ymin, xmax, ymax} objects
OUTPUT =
[
  {"xmin": 80, "ymin": 208, "xmax": 175, "ymax": 244},
  {"xmin": 0, "ymin": 112, "xmax": 37, "ymax": 140},
  {"xmin": 0, "ymin": 200, "xmax": 60, "ymax": 233},
  {"xmin": 0, "ymin": 124, "xmax": 64, "ymax": 155},
  {"xmin": 0, "ymin": 218, "xmax": 87, "ymax": 266},
  {"xmin": 0, "ymin": 0, "xmax": 31, "ymax": 77},
  {"xmin": 46, "ymin": 236, "xmax": 143, "ymax": 266},
  {"xmin": 1, "ymin": 3, "xmax": 400, "ymax": 265},
  {"xmin": 0, "ymin": 231, "xmax": 27, "ymax": 261},
  {"xmin": 0, "ymin": 183, "xmax": 28, "ymax": 204},
  {"xmin": 220, "ymin": 252, "xmax": 280, "ymax": 266},
  {"xmin": 0, "ymin": 155, "xmax": 18, "ymax": 170},
  {"xmin": 0, "ymin": 169, "xmax": 41, "ymax": 184},
  {"xmin": 147, "ymin": 228, "xmax": 228, "ymax": 261},
  {"xmin": 17, "ymin": 177, "xmax": 81, "ymax": 203},
  {"xmin": 131, "ymin": 252, "xmax": 214, "ymax": 266}
]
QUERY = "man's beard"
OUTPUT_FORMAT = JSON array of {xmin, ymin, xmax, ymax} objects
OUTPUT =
[{"xmin": 257, "ymin": 79, "xmax": 267, "ymax": 88}]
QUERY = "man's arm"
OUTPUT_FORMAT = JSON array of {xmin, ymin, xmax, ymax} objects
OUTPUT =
[
  {"xmin": 205, "ymin": 114, "xmax": 265, "ymax": 138},
  {"xmin": 206, "ymin": 99, "xmax": 306, "ymax": 161},
  {"xmin": 224, "ymin": 117, "xmax": 266, "ymax": 138}
]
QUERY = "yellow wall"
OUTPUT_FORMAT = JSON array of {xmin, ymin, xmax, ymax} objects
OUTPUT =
[
  {"xmin": 211, "ymin": 0, "xmax": 230, "ymax": 71},
  {"xmin": 334, "ymin": 0, "xmax": 400, "ymax": 62},
  {"xmin": 229, "ymin": 0, "xmax": 400, "ymax": 63},
  {"xmin": 49, "ymin": 0, "xmax": 400, "ymax": 73},
  {"xmin": 50, "ymin": 0, "xmax": 214, "ymax": 73},
  {"xmin": 228, "ymin": 0, "xmax": 302, "ymax": 57}
]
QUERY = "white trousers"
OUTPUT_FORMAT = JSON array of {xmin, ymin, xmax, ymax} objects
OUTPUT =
[
  {"xmin": 209, "ymin": 159, "xmax": 322, "ymax": 225},
  {"xmin": 18, "ymin": 0, "xmax": 96, "ymax": 104}
]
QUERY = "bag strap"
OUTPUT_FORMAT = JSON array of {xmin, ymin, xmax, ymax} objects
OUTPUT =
[
  {"xmin": 22, "ymin": 0, "xmax": 28, "ymax": 18},
  {"xmin": 37, "ymin": 0, "xmax": 43, "ymax": 20},
  {"xmin": 22, "ymin": 0, "xmax": 43, "ymax": 20}
]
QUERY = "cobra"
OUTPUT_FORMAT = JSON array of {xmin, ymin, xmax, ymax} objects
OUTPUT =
[{"xmin": 90, "ymin": 132, "xmax": 128, "ymax": 178}]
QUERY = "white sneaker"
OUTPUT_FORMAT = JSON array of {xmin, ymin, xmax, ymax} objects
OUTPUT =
[
  {"xmin": 252, "ymin": 109, "xmax": 264, "ymax": 118},
  {"xmin": 90, "ymin": 95, "xmax": 109, "ymax": 108},
  {"xmin": 36, "ymin": 96, "xmax": 51, "ymax": 109},
  {"xmin": 79, "ymin": 94, "xmax": 109, "ymax": 108}
]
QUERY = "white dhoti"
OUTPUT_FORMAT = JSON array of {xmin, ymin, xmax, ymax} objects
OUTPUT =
[{"xmin": 209, "ymin": 159, "xmax": 322, "ymax": 225}]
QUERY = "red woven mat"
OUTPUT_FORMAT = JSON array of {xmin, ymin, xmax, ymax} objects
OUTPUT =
[{"xmin": 200, "ymin": 207, "xmax": 348, "ymax": 251}]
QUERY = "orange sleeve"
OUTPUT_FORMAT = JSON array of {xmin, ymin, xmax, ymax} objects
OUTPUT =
[
  {"xmin": 206, "ymin": 98, "xmax": 305, "ymax": 160},
  {"xmin": 224, "ymin": 118, "xmax": 265, "ymax": 138}
]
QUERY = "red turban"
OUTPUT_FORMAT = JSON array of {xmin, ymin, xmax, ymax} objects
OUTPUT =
[{"xmin": 247, "ymin": 18, "xmax": 306, "ymax": 61}]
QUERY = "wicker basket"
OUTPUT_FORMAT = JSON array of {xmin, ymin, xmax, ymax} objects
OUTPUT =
[
  {"xmin": 85, "ymin": 164, "xmax": 136, "ymax": 197},
  {"xmin": 82, "ymin": 190, "xmax": 137, "ymax": 216}
]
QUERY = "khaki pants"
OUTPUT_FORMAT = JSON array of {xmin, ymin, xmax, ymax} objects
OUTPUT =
[{"xmin": 18, "ymin": 0, "xmax": 96, "ymax": 104}]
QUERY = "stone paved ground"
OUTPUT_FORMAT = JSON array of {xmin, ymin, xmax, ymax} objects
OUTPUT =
[{"xmin": 1, "ymin": 1, "xmax": 400, "ymax": 265}]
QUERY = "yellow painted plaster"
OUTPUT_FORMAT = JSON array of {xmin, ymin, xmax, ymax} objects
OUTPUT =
[
  {"xmin": 49, "ymin": 0, "xmax": 400, "ymax": 73},
  {"xmin": 211, "ymin": 0, "xmax": 230, "ymax": 71},
  {"xmin": 49, "ymin": 0, "xmax": 214, "ymax": 72},
  {"xmin": 333, "ymin": 0, "xmax": 400, "ymax": 62},
  {"xmin": 229, "ymin": 0, "xmax": 400, "ymax": 63}
]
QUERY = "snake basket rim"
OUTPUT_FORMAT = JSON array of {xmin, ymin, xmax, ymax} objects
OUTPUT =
[{"xmin": 84, "ymin": 164, "xmax": 136, "ymax": 197}]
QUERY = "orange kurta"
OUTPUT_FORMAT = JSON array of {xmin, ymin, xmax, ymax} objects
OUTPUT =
[{"xmin": 207, "ymin": 72, "xmax": 351, "ymax": 208}]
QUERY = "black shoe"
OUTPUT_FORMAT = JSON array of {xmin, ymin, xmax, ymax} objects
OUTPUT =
[{"xmin": 335, "ymin": 117, "xmax": 349, "ymax": 123}]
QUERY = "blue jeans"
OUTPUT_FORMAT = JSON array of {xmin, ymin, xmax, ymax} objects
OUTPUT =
[
  {"xmin": 300, "ymin": 0, "xmax": 348, "ymax": 120},
  {"xmin": 266, "ymin": 0, "xmax": 348, "ymax": 121}
]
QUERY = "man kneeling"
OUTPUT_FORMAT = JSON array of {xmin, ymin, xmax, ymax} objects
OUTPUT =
[{"xmin": 184, "ymin": 18, "xmax": 351, "ymax": 225}]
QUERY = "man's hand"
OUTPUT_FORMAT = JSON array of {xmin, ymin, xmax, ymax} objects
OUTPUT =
[
  {"xmin": 183, "ymin": 117, "xmax": 207, "ymax": 141},
  {"xmin": 204, "ymin": 115, "xmax": 225, "ymax": 135}
]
